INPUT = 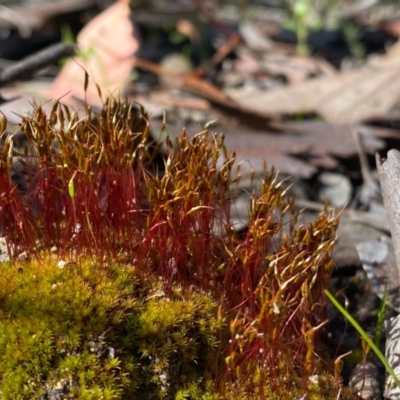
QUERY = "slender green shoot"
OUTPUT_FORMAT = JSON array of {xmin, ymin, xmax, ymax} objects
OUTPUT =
[
  {"xmin": 68, "ymin": 171, "xmax": 77, "ymax": 227},
  {"xmin": 325, "ymin": 289, "xmax": 400, "ymax": 390},
  {"xmin": 375, "ymin": 291, "xmax": 388, "ymax": 349}
]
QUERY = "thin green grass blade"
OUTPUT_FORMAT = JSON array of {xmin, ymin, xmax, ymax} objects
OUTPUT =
[
  {"xmin": 325, "ymin": 289, "xmax": 400, "ymax": 390},
  {"xmin": 375, "ymin": 291, "xmax": 388, "ymax": 349}
]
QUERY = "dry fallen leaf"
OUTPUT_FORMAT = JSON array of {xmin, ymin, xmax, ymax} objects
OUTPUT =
[
  {"xmin": 259, "ymin": 52, "xmax": 336, "ymax": 84},
  {"xmin": 0, "ymin": 0, "xmax": 96, "ymax": 31},
  {"xmin": 226, "ymin": 39, "xmax": 400, "ymax": 124},
  {"xmin": 48, "ymin": 0, "xmax": 139, "ymax": 106}
]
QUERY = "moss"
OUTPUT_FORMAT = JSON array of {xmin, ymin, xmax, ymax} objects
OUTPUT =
[
  {"xmin": 0, "ymin": 256, "xmax": 229, "ymax": 399},
  {"xmin": 0, "ymin": 98, "xmax": 358, "ymax": 399},
  {"xmin": 0, "ymin": 257, "xmax": 138, "ymax": 399},
  {"xmin": 130, "ymin": 293, "xmax": 222, "ymax": 399},
  {"xmin": 0, "ymin": 255, "xmax": 355, "ymax": 399}
]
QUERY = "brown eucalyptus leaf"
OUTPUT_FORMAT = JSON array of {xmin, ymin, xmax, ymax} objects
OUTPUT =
[
  {"xmin": 48, "ymin": 0, "xmax": 139, "ymax": 106},
  {"xmin": 275, "ymin": 121, "xmax": 387, "ymax": 159},
  {"xmin": 226, "ymin": 39, "xmax": 400, "ymax": 124},
  {"xmin": 317, "ymin": 65, "xmax": 400, "ymax": 124}
]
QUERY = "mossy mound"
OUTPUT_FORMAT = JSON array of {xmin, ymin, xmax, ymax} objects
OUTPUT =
[
  {"xmin": 0, "ymin": 255, "xmax": 357, "ymax": 399},
  {"xmin": 0, "ymin": 256, "xmax": 222, "ymax": 399}
]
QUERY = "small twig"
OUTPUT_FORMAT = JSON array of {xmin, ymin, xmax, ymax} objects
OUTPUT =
[
  {"xmin": 351, "ymin": 126, "xmax": 381, "ymax": 206},
  {"xmin": 0, "ymin": 42, "xmax": 76, "ymax": 86}
]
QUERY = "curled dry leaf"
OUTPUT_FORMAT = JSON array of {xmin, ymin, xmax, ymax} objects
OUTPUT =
[
  {"xmin": 226, "ymin": 39, "xmax": 400, "ymax": 124},
  {"xmin": 48, "ymin": 0, "xmax": 139, "ymax": 106}
]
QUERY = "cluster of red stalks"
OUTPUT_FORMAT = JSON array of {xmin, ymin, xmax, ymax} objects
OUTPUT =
[{"xmin": 0, "ymin": 97, "xmax": 340, "ymax": 394}]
